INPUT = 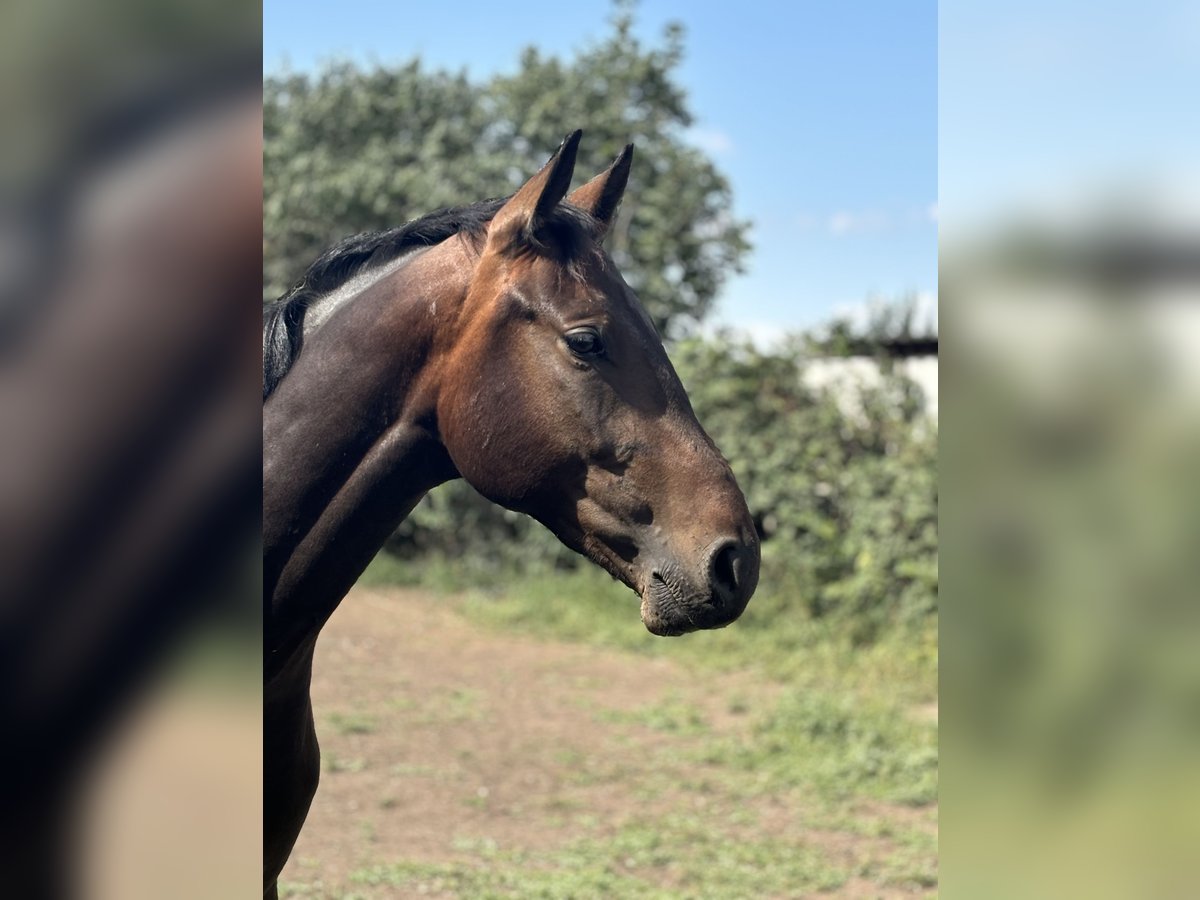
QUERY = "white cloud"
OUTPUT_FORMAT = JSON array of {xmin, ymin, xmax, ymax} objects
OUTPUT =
[
  {"xmin": 688, "ymin": 127, "xmax": 735, "ymax": 157},
  {"xmin": 828, "ymin": 209, "xmax": 890, "ymax": 236},
  {"xmin": 818, "ymin": 204, "xmax": 939, "ymax": 236}
]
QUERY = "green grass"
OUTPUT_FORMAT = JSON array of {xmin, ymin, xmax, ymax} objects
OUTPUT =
[
  {"xmin": 326, "ymin": 711, "xmax": 378, "ymax": 735},
  {"xmin": 595, "ymin": 692, "xmax": 712, "ymax": 736},
  {"xmin": 347, "ymin": 812, "xmax": 850, "ymax": 899},
  {"xmin": 330, "ymin": 553, "xmax": 940, "ymax": 898},
  {"xmin": 706, "ymin": 691, "xmax": 939, "ymax": 806},
  {"xmin": 322, "ymin": 752, "xmax": 367, "ymax": 774}
]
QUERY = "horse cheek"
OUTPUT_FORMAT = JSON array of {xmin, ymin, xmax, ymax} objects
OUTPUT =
[{"xmin": 440, "ymin": 380, "xmax": 539, "ymax": 505}]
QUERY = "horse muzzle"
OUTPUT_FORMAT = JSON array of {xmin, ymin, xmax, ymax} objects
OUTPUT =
[{"xmin": 639, "ymin": 536, "xmax": 759, "ymax": 636}]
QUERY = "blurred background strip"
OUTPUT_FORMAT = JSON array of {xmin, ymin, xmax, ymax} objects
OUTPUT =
[{"xmin": 941, "ymin": 1, "xmax": 1200, "ymax": 897}]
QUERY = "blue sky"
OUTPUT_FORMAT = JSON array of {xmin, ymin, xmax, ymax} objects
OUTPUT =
[
  {"xmin": 264, "ymin": 1, "xmax": 937, "ymax": 336},
  {"xmin": 940, "ymin": 1, "xmax": 1200, "ymax": 224}
]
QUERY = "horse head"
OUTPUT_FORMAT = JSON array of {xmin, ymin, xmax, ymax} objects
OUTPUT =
[{"xmin": 437, "ymin": 131, "xmax": 759, "ymax": 635}]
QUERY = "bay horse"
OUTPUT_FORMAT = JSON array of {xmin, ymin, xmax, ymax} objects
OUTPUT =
[{"xmin": 262, "ymin": 131, "xmax": 759, "ymax": 896}]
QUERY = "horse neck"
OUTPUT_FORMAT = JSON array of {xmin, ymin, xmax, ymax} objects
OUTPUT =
[{"xmin": 263, "ymin": 240, "xmax": 474, "ymax": 676}]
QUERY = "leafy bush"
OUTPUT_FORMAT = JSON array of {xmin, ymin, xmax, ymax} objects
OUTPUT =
[{"xmin": 675, "ymin": 334, "xmax": 937, "ymax": 639}]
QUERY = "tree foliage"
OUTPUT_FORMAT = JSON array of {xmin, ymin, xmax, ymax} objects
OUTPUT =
[{"xmin": 264, "ymin": 2, "xmax": 749, "ymax": 337}]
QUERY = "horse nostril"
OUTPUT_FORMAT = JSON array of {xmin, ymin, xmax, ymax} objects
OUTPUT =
[{"xmin": 709, "ymin": 540, "xmax": 741, "ymax": 602}]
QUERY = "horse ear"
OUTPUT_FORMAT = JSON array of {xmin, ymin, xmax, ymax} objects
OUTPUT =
[
  {"xmin": 489, "ymin": 130, "xmax": 582, "ymax": 248},
  {"xmin": 567, "ymin": 143, "xmax": 634, "ymax": 238}
]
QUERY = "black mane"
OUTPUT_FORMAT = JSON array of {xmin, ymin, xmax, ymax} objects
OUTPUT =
[
  {"xmin": 263, "ymin": 198, "xmax": 502, "ymax": 400},
  {"xmin": 263, "ymin": 197, "xmax": 598, "ymax": 400}
]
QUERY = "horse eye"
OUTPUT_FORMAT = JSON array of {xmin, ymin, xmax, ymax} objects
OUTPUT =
[{"xmin": 565, "ymin": 328, "xmax": 604, "ymax": 358}]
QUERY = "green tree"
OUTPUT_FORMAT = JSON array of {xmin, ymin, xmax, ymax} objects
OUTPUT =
[
  {"xmin": 264, "ymin": 61, "xmax": 501, "ymax": 304},
  {"xmin": 263, "ymin": 1, "xmax": 749, "ymax": 337}
]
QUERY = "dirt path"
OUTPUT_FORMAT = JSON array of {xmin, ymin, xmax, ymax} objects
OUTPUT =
[{"xmin": 278, "ymin": 587, "xmax": 935, "ymax": 898}]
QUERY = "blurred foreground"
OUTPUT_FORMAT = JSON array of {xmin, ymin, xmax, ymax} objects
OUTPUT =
[{"xmin": 1, "ymin": 2, "xmax": 261, "ymax": 895}]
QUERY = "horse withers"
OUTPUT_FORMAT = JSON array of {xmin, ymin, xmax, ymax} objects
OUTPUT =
[{"xmin": 262, "ymin": 131, "xmax": 759, "ymax": 896}]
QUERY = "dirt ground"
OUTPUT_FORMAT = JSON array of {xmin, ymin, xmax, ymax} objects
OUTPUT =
[{"xmin": 278, "ymin": 587, "xmax": 936, "ymax": 898}]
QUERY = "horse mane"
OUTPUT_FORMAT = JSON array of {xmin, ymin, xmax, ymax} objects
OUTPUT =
[{"xmin": 263, "ymin": 197, "xmax": 598, "ymax": 400}]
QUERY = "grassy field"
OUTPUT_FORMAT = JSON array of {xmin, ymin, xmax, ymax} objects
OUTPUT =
[{"xmin": 280, "ymin": 555, "xmax": 937, "ymax": 898}]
